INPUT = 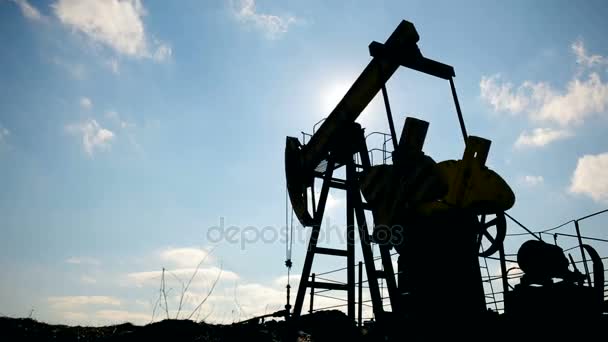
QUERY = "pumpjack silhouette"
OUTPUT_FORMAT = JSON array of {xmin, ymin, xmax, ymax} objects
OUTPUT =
[{"xmin": 282, "ymin": 20, "xmax": 606, "ymax": 340}]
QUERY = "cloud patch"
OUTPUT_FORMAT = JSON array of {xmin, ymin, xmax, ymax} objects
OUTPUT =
[
  {"xmin": 481, "ymin": 40, "xmax": 608, "ymax": 148},
  {"xmin": 572, "ymin": 39, "xmax": 608, "ymax": 68},
  {"xmin": 569, "ymin": 152, "xmax": 608, "ymax": 203},
  {"xmin": 231, "ymin": 0, "xmax": 296, "ymax": 39},
  {"xmin": 521, "ymin": 175, "xmax": 544, "ymax": 186},
  {"xmin": 514, "ymin": 128, "xmax": 572, "ymax": 148},
  {"xmin": 11, "ymin": 0, "xmax": 43, "ymax": 21},
  {"xmin": 160, "ymin": 247, "xmax": 214, "ymax": 268},
  {"xmin": 80, "ymin": 97, "xmax": 92, "ymax": 110},
  {"xmin": 65, "ymin": 119, "xmax": 115, "ymax": 156},
  {"xmin": 48, "ymin": 296, "xmax": 121, "ymax": 310},
  {"xmin": 52, "ymin": 0, "xmax": 171, "ymax": 61},
  {"xmin": 60, "ymin": 309, "xmax": 150, "ymax": 326},
  {"xmin": 480, "ymin": 72, "xmax": 608, "ymax": 127}
]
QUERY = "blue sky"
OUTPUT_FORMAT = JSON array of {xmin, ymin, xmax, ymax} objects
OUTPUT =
[{"xmin": 1, "ymin": 0, "xmax": 608, "ymax": 325}]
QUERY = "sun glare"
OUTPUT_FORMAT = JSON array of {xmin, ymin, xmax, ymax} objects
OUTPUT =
[{"xmin": 319, "ymin": 81, "xmax": 352, "ymax": 115}]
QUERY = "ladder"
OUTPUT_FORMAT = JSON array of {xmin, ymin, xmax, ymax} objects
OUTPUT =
[{"xmin": 291, "ymin": 124, "xmax": 400, "ymax": 324}]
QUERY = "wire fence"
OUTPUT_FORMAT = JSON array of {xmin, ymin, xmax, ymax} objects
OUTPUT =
[{"xmin": 303, "ymin": 208, "xmax": 608, "ymax": 321}]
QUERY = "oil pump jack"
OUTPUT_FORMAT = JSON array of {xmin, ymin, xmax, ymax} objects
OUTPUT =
[{"xmin": 284, "ymin": 20, "xmax": 605, "ymax": 338}]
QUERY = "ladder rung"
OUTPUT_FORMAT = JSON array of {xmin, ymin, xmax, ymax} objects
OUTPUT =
[
  {"xmin": 310, "ymin": 281, "xmax": 348, "ymax": 291},
  {"xmin": 315, "ymin": 247, "xmax": 349, "ymax": 257},
  {"xmin": 375, "ymin": 270, "xmax": 387, "ymax": 278},
  {"xmin": 329, "ymin": 181, "xmax": 348, "ymax": 190},
  {"xmin": 311, "ymin": 172, "xmax": 348, "ymax": 190}
]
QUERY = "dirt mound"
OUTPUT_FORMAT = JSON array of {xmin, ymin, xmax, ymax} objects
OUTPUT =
[{"xmin": 0, "ymin": 310, "xmax": 362, "ymax": 342}]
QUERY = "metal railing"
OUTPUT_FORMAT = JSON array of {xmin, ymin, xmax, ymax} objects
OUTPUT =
[
  {"xmin": 303, "ymin": 209, "xmax": 608, "ymax": 323},
  {"xmin": 481, "ymin": 209, "xmax": 608, "ymax": 313},
  {"xmin": 301, "ymin": 129, "xmax": 393, "ymax": 167},
  {"xmin": 365, "ymin": 132, "xmax": 393, "ymax": 166}
]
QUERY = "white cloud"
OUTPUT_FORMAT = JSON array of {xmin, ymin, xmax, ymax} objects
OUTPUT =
[
  {"xmin": 535, "ymin": 73, "xmax": 608, "ymax": 126},
  {"xmin": 65, "ymin": 119, "xmax": 115, "ymax": 156},
  {"xmin": 481, "ymin": 40, "xmax": 608, "ymax": 148},
  {"xmin": 56, "ymin": 246, "xmax": 347, "ymax": 324},
  {"xmin": 11, "ymin": 0, "xmax": 42, "ymax": 21},
  {"xmin": 481, "ymin": 72, "xmax": 608, "ymax": 127},
  {"xmin": 79, "ymin": 97, "xmax": 92, "ymax": 110},
  {"xmin": 160, "ymin": 247, "xmax": 213, "ymax": 268},
  {"xmin": 48, "ymin": 296, "xmax": 121, "ymax": 310},
  {"xmin": 52, "ymin": 0, "xmax": 171, "ymax": 61},
  {"xmin": 569, "ymin": 152, "xmax": 608, "ymax": 203},
  {"xmin": 572, "ymin": 39, "xmax": 607, "ymax": 68},
  {"xmin": 50, "ymin": 246, "xmax": 311, "ymax": 325},
  {"xmin": 66, "ymin": 256, "xmax": 101, "ymax": 265},
  {"xmin": 126, "ymin": 266, "xmax": 239, "ymax": 288},
  {"xmin": 480, "ymin": 74, "xmax": 532, "ymax": 114},
  {"xmin": 521, "ymin": 175, "xmax": 544, "ymax": 186},
  {"xmin": 231, "ymin": 0, "xmax": 296, "ymax": 39},
  {"xmin": 227, "ymin": 283, "xmax": 284, "ymax": 315},
  {"xmin": 59, "ymin": 309, "xmax": 150, "ymax": 326},
  {"xmin": 514, "ymin": 128, "xmax": 572, "ymax": 148}
]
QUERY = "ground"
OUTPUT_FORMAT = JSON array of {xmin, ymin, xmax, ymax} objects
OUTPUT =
[{"xmin": 0, "ymin": 310, "xmax": 364, "ymax": 342}]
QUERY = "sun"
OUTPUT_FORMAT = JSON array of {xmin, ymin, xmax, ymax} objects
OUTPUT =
[{"xmin": 319, "ymin": 81, "xmax": 352, "ymax": 116}]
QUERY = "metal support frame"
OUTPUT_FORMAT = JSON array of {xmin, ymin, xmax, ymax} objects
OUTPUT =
[
  {"xmin": 574, "ymin": 220, "xmax": 592, "ymax": 286},
  {"xmin": 347, "ymin": 154, "xmax": 384, "ymax": 319},
  {"xmin": 449, "ymin": 77, "xmax": 468, "ymax": 144},
  {"xmin": 293, "ymin": 156, "xmax": 337, "ymax": 317},
  {"xmin": 309, "ymin": 273, "xmax": 315, "ymax": 314},
  {"xmin": 346, "ymin": 162, "xmax": 356, "ymax": 320},
  {"xmin": 498, "ymin": 244, "xmax": 509, "ymax": 312},
  {"xmin": 291, "ymin": 126, "xmax": 401, "ymax": 325},
  {"xmin": 358, "ymin": 261, "xmax": 363, "ymax": 326},
  {"xmin": 381, "ymin": 84, "xmax": 399, "ymax": 151}
]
